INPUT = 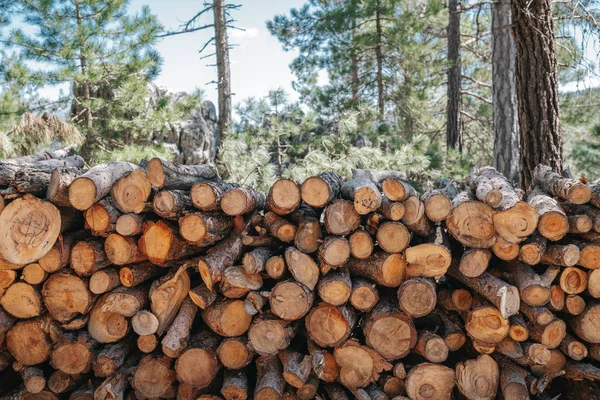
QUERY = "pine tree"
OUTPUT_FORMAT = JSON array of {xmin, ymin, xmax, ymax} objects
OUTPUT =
[{"xmin": 4, "ymin": 0, "xmax": 163, "ymax": 154}]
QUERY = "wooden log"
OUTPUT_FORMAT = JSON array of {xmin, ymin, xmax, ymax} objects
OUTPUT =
[
  {"xmin": 465, "ymin": 305, "xmax": 510, "ymax": 344},
  {"xmin": 340, "ymin": 178, "xmax": 382, "ymax": 215},
  {"xmin": 248, "ymin": 313, "xmax": 296, "ymax": 356},
  {"xmin": 349, "ymin": 278, "xmax": 379, "ymax": 312},
  {"xmin": 534, "ymin": 164, "xmax": 591, "ymax": 204},
  {"xmin": 365, "ymin": 383, "xmax": 389, "ymax": 400},
  {"xmin": 47, "ymin": 370, "xmax": 78, "ymax": 394},
  {"xmin": 572, "ymin": 303, "xmax": 600, "ymax": 343},
  {"xmin": 541, "ymin": 243, "xmax": 580, "ymax": 267},
  {"xmin": 323, "ymin": 383, "xmax": 349, "ymax": 400},
  {"xmin": 565, "ymin": 294, "xmax": 586, "ymax": 316},
  {"xmin": 3, "ymin": 145, "xmax": 77, "ymax": 164},
  {"xmin": 563, "ymin": 361, "xmax": 600, "ymax": 381},
  {"xmin": 104, "ymin": 234, "xmax": 146, "ymax": 266},
  {"xmin": 307, "ymin": 341, "xmax": 339, "ymax": 383},
  {"xmin": 400, "ymin": 196, "xmax": 431, "ymax": 237},
  {"xmin": 222, "ymin": 187, "xmax": 265, "ymax": 216},
  {"xmin": 333, "ymin": 339, "xmax": 392, "ymax": 389},
  {"xmin": 445, "ymin": 191, "xmax": 496, "ymax": 248},
  {"xmin": 405, "ymin": 227, "xmax": 451, "ymax": 278},
  {"xmin": 115, "ymin": 212, "xmax": 148, "ymax": 237},
  {"xmin": 560, "ymin": 333, "xmax": 588, "ymax": 361},
  {"xmin": 179, "ymin": 211, "xmax": 232, "ymax": 247},
  {"xmin": 502, "ymin": 262, "xmax": 559, "ymax": 306},
  {"xmin": 318, "ymin": 236, "xmax": 351, "ymax": 267},
  {"xmin": 264, "ymin": 255, "xmax": 286, "ymax": 279},
  {"xmin": 448, "ymin": 265, "xmax": 520, "ymax": 318},
  {"xmin": 520, "ymin": 304, "xmax": 554, "ymax": 326},
  {"xmin": 323, "ymin": 199, "xmax": 361, "ymax": 236},
  {"xmin": 90, "ymin": 339, "xmax": 133, "ymax": 379},
  {"xmin": 219, "ymin": 266, "xmax": 263, "ymax": 299},
  {"xmin": 102, "ymin": 285, "xmax": 149, "ymax": 317},
  {"xmin": 255, "ymin": 355, "xmax": 285, "ymax": 400},
  {"xmin": 267, "ymin": 178, "xmax": 301, "ymax": 215},
  {"xmin": 6, "ymin": 318, "xmax": 58, "ymax": 366},
  {"xmin": 0, "ymin": 282, "xmax": 42, "ymax": 318},
  {"xmin": 70, "ymin": 238, "xmax": 111, "ymax": 276},
  {"xmin": 469, "ymin": 171, "xmax": 502, "ymax": 207},
  {"xmin": 421, "ymin": 189, "xmax": 452, "ymax": 222},
  {"xmin": 198, "ymin": 216, "xmax": 247, "ymax": 290},
  {"xmin": 88, "ymin": 294, "xmax": 129, "ymax": 343},
  {"xmin": 150, "ymin": 267, "xmax": 190, "ymax": 335},
  {"xmin": 518, "ymin": 232, "xmax": 547, "ymax": 265},
  {"xmin": 457, "ymin": 249, "xmax": 490, "ymax": 281},
  {"xmin": 306, "ymin": 302, "xmax": 356, "ymax": 348},
  {"xmin": 589, "ymin": 269, "xmax": 600, "ymax": 298},
  {"xmin": 278, "ymin": 350, "xmax": 312, "ymax": 388},
  {"xmin": 528, "ymin": 317, "xmax": 566, "ymax": 349},
  {"xmin": 38, "ymin": 232, "xmax": 79, "ymax": 273},
  {"xmin": 119, "ymin": 262, "xmax": 163, "ymax": 288},
  {"xmin": 0, "ymin": 195, "xmax": 61, "ymax": 264},
  {"xmin": 346, "ymin": 252, "xmax": 406, "ymax": 287},
  {"xmin": 348, "ymin": 229, "xmax": 374, "ymax": 260},
  {"xmin": 563, "ymin": 202, "xmax": 600, "ymax": 233},
  {"xmin": 569, "ymin": 214, "xmax": 593, "ymax": 234},
  {"xmin": 131, "ymin": 310, "xmax": 159, "ymax": 336},
  {"xmin": 221, "ymin": 369, "xmax": 249, "ymax": 400},
  {"xmin": 146, "ymin": 158, "xmax": 216, "ymax": 189},
  {"xmin": 362, "ymin": 300, "xmax": 417, "ymax": 361},
  {"xmin": 244, "ymin": 290, "xmax": 266, "ymax": 316},
  {"xmin": 378, "ymin": 197, "xmax": 405, "ymax": 221},
  {"xmin": 139, "ymin": 220, "xmax": 198, "ymax": 266},
  {"xmin": 109, "ymin": 168, "xmax": 152, "ymax": 214},
  {"xmin": 527, "ymin": 187, "xmax": 569, "ymax": 241},
  {"xmin": 137, "ymin": 334, "xmax": 158, "ymax": 353},
  {"xmin": 152, "ymin": 189, "xmax": 193, "ymax": 220},
  {"xmin": 492, "ymin": 236, "xmax": 520, "ymax": 260},
  {"xmin": 84, "ymin": 197, "xmax": 121, "ymax": 236},
  {"xmin": 559, "ymin": 267, "xmax": 588, "ymax": 295},
  {"xmin": 89, "ymin": 267, "xmax": 121, "ymax": 294},
  {"xmin": 291, "ymin": 205, "xmax": 322, "ymax": 254},
  {"xmin": 188, "ymin": 283, "xmax": 217, "ymax": 310},
  {"xmin": 269, "ymin": 280, "xmax": 313, "ymax": 321},
  {"xmin": 242, "ymin": 247, "xmax": 274, "ymax": 274},
  {"xmin": 284, "ymin": 247, "xmax": 319, "ymax": 290},
  {"xmin": 495, "ymin": 356, "xmax": 530, "ymax": 399},
  {"xmin": 132, "ymin": 354, "xmax": 176, "ymax": 398},
  {"xmin": 405, "ymin": 363, "xmax": 455, "ymax": 400},
  {"xmin": 455, "ymin": 354, "xmax": 499, "ymax": 400},
  {"xmin": 436, "ymin": 310, "xmax": 467, "ymax": 351},
  {"xmin": 20, "ymin": 263, "xmax": 47, "ymax": 285},
  {"xmin": 317, "ymin": 268, "xmax": 351, "ymax": 306},
  {"xmin": 396, "ymin": 277, "xmax": 436, "ymax": 318},
  {"xmin": 50, "ymin": 331, "xmax": 99, "ymax": 375},
  {"xmin": 160, "ymin": 297, "xmax": 197, "ymax": 358},
  {"xmin": 575, "ymin": 241, "xmax": 600, "ymax": 269},
  {"xmin": 68, "ymin": 162, "xmax": 139, "ymax": 211},
  {"xmin": 42, "ymin": 273, "xmax": 94, "ymax": 323},
  {"xmin": 300, "ymin": 172, "xmax": 343, "ymax": 208},
  {"xmin": 297, "ymin": 375, "xmax": 319, "ymax": 400},
  {"xmin": 377, "ymin": 176, "xmax": 416, "ymax": 202},
  {"xmin": 217, "ymin": 336, "xmax": 254, "ymax": 370},
  {"xmin": 413, "ymin": 330, "xmax": 448, "ymax": 363},
  {"xmin": 376, "ymin": 222, "xmax": 410, "ymax": 254},
  {"xmin": 548, "ymin": 284, "xmax": 566, "ymax": 311},
  {"xmin": 191, "ymin": 180, "xmax": 238, "ymax": 211},
  {"xmin": 201, "ymin": 299, "xmax": 252, "ymax": 337},
  {"xmin": 590, "ymin": 182, "xmax": 600, "ymax": 208}
]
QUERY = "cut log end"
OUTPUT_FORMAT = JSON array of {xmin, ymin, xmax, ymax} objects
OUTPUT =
[
  {"xmin": 69, "ymin": 177, "xmax": 97, "ymax": 211},
  {"xmin": 301, "ymin": 176, "xmax": 332, "ymax": 208}
]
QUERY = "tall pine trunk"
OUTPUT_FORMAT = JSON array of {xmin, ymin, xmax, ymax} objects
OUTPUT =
[
  {"xmin": 512, "ymin": 0, "xmax": 562, "ymax": 190},
  {"xmin": 74, "ymin": 1, "xmax": 92, "ymax": 130},
  {"xmin": 214, "ymin": 0, "xmax": 231, "ymax": 152},
  {"xmin": 375, "ymin": 1, "xmax": 384, "ymax": 121},
  {"xmin": 492, "ymin": 0, "xmax": 519, "ymax": 184},
  {"xmin": 446, "ymin": 0, "xmax": 462, "ymax": 152}
]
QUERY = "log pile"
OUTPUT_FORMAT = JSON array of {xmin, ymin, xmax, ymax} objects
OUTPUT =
[{"xmin": 0, "ymin": 149, "xmax": 599, "ymax": 399}]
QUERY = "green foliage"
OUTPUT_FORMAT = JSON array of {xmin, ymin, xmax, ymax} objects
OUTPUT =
[
  {"xmin": 90, "ymin": 143, "xmax": 175, "ymax": 165},
  {"xmin": 2, "ymin": 0, "xmax": 163, "ymax": 154}
]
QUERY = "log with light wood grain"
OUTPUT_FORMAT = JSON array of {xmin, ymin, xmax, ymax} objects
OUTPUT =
[{"xmin": 146, "ymin": 157, "xmax": 216, "ymax": 190}]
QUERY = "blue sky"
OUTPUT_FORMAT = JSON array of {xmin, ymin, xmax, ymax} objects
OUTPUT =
[{"xmin": 133, "ymin": 0, "xmax": 307, "ymax": 105}]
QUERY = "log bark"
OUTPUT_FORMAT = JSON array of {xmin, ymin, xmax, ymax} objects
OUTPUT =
[
  {"xmin": 220, "ymin": 266, "xmax": 263, "ymax": 299},
  {"xmin": 102, "ymin": 285, "xmax": 149, "ymax": 317},
  {"xmin": 341, "ymin": 178, "xmax": 382, "ymax": 215},
  {"xmin": 495, "ymin": 356, "xmax": 530, "ymax": 399},
  {"xmin": 541, "ymin": 243, "xmax": 580, "ymax": 267},
  {"xmin": 145, "ymin": 158, "xmax": 216, "ymax": 190},
  {"xmin": 221, "ymin": 369, "xmax": 249, "ymax": 400},
  {"xmin": 161, "ymin": 297, "xmax": 197, "ymax": 358},
  {"xmin": 502, "ymin": 262, "xmax": 559, "ymax": 306},
  {"xmin": 119, "ymin": 262, "xmax": 163, "ymax": 288},
  {"xmin": 46, "ymin": 167, "xmax": 84, "ymax": 207},
  {"xmin": 152, "ymin": 189, "xmax": 194, "ymax": 220},
  {"xmin": 179, "ymin": 211, "xmax": 232, "ymax": 247}
]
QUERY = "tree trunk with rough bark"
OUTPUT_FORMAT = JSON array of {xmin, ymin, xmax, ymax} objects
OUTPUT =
[
  {"xmin": 446, "ymin": 0, "xmax": 462, "ymax": 152},
  {"xmin": 214, "ymin": 0, "xmax": 232, "ymax": 148}
]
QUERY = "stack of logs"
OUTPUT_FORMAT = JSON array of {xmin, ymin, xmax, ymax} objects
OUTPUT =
[{"xmin": 0, "ymin": 147, "xmax": 599, "ymax": 400}]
